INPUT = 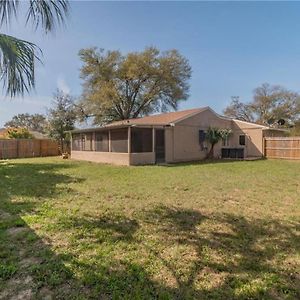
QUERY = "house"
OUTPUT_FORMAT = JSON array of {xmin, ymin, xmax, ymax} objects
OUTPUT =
[{"xmin": 70, "ymin": 107, "xmax": 284, "ymax": 166}]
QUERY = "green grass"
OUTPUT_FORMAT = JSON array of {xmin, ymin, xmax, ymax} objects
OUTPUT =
[{"xmin": 0, "ymin": 157, "xmax": 299, "ymax": 299}]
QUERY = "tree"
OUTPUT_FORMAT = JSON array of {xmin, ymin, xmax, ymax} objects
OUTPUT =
[
  {"xmin": 4, "ymin": 113, "xmax": 47, "ymax": 133},
  {"xmin": 0, "ymin": 0, "xmax": 69, "ymax": 97},
  {"xmin": 290, "ymin": 120, "xmax": 300, "ymax": 136},
  {"xmin": 5, "ymin": 127, "xmax": 33, "ymax": 139},
  {"xmin": 205, "ymin": 127, "xmax": 231, "ymax": 159},
  {"xmin": 223, "ymin": 96, "xmax": 254, "ymax": 123},
  {"xmin": 47, "ymin": 90, "xmax": 76, "ymax": 152},
  {"xmin": 223, "ymin": 83, "xmax": 300, "ymax": 127},
  {"xmin": 78, "ymin": 47, "xmax": 192, "ymax": 124}
]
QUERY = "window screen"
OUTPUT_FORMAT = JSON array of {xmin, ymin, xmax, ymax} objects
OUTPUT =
[
  {"xmin": 72, "ymin": 134, "xmax": 81, "ymax": 151},
  {"xmin": 239, "ymin": 135, "xmax": 246, "ymax": 146},
  {"xmin": 84, "ymin": 133, "xmax": 93, "ymax": 151},
  {"xmin": 111, "ymin": 129, "xmax": 128, "ymax": 153},
  {"xmin": 222, "ymin": 136, "xmax": 229, "ymax": 147},
  {"xmin": 131, "ymin": 128, "xmax": 153, "ymax": 153},
  {"xmin": 95, "ymin": 131, "xmax": 109, "ymax": 152}
]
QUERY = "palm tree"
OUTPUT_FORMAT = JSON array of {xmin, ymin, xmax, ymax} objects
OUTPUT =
[
  {"xmin": 205, "ymin": 127, "xmax": 222, "ymax": 159},
  {"xmin": 0, "ymin": 0, "xmax": 69, "ymax": 97},
  {"xmin": 205, "ymin": 127, "xmax": 232, "ymax": 159}
]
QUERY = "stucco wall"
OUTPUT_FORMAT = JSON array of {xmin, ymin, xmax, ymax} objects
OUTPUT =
[
  {"xmin": 130, "ymin": 152, "xmax": 155, "ymax": 165},
  {"xmin": 172, "ymin": 126, "xmax": 208, "ymax": 161},
  {"xmin": 71, "ymin": 151, "xmax": 130, "ymax": 166},
  {"xmin": 178, "ymin": 109, "xmax": 231, "ymax": 128},
  {"xmin": 165, "ymin": 110, "xmax": 267, "ymax": 161},
  {"xmin": 169, "ymin": 109, "xmax": 232, "ymax": 162},
  {"xmin": 231, "ymin": 120, "xmax": 264, "ymax": 157}
]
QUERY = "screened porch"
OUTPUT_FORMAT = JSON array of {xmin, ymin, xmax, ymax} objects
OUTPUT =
[{"xmin": 71, "ymin": 126, "xmax": 162, "ymax": 165}]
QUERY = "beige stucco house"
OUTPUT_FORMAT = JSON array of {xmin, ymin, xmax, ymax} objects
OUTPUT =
[{"xmin": 70, "ymin": 107, "xmax": 284, "ymax": 166}]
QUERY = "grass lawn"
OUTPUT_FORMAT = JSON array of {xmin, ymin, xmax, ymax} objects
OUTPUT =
[{"xmin": 0, "ymin": 157, "xmax": 299, "ymax": 299}]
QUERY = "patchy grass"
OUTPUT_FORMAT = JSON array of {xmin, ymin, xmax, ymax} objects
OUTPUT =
[{"xmin": 0, "ymin": 157, "xmax": 299, "ymax": 299}]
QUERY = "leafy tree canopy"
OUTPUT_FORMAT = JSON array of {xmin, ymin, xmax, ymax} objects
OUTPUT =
[
  {"xmin": 4, "ymin": 127, "xmax": 33, "ymax": 139},
  {"xmin": 78, "ymin": 47, "xmax": 192, "ymax": 125},
  {"xmin": 47, "ymin": 89, "xmax": 76, "ymax": 151},
  {"xmin": 290, "ymin": 121, "xmax": 300, "ymax": 136},
  {"xmin": 4, "ymin": 113, "xmax": 47, "ymax": 133},
  {"xmin": 223, "ymin": 83, "xmax": 300, "ymax": 127}
]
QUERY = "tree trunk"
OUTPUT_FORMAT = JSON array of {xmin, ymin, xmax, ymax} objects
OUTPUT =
[
  {"xmin": 207, "ymin": 143, "xmax": 215, "ymax": 159},
  {"xmin": 60, "ymin": 138, "xmax": 64, "ymax": 154}
]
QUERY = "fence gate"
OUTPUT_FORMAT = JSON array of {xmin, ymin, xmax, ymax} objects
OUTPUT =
[{"xmin": 264, "ymin": 137, "xmax": 300, "ymax": 160}]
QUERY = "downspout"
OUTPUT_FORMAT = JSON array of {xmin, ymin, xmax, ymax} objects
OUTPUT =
[
  {"xmin": 170, "ymin": 123, "xmax": 175, "ymax": 162},
  {"xmin": 108, "ymin": 130, "xmax": 111, "ymax": 152},
  {"xmin": 128, "ymin": 126, "xmax": 131, "ymax": 166}
]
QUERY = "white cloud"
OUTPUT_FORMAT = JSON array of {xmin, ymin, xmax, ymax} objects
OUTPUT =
[{"xmin": 57, "ymin": 75, "xmax": 71, "ymax": 94}]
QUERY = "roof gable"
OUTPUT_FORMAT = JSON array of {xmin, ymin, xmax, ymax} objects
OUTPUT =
[{"xmin": 107, "ymin": 107, "xmax": 209, "ymax": 127}]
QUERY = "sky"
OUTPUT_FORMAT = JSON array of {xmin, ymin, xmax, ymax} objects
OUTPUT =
[{"xmin": 1, "ymin": 1, "xmax": 300, "ymax": 126}]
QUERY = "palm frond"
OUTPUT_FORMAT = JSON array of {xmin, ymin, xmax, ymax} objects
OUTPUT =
[
  {"xmin": 26, "ymin": 0, "xmax": 69, "ymax": 32},
  {"xmin": 0, "ymin": 34, "xmax": 42, "ymax": 97},
  {"xmin": 0, "ymin": 1, "xmax": 69, "ymax": 97},
  {"xmin": 0, "ymin": 0, "xmax": 19, "ymax": 26}
]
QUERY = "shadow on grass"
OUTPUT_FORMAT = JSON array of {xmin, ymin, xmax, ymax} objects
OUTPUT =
[
  {"xmin": 51, "ymin": 205, "xmax": 299, "ymax": 299},
  {"xmin": 0, "ymin": 161, "xmax": 175, "ymax": 299},
  {"xmin": 0, "ymin": 161, "xmax": 87, "ymax": 299},
  {"xmin": 139, "ymin": 205, "xmax": 300, "ymax": 299},
  {"xmin": 159, "ymin": 157, "xmax": 266, "ymax": 168}
]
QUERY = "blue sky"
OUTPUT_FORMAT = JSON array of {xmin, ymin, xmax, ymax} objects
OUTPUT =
[{"xmin": 1, "ymin": 1, "xmax": 300, "ymax": 126}]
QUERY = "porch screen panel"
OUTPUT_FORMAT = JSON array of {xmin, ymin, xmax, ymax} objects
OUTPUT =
[
  {"xmin": 72, "ymin": 134, "xmax": 81, "ymax": 151},
  {"xmin": 111, "ymin": 129, "xmax": 128, "ymax": 153},
  {"xmin": 95, "ymin": 131, "xmax": 109, "ymax": 152},
  {"xmin": 84, "ymin": 133, "xmax": 93, "ymax": 151},
  {"xmin": 131, "ymin": 128, "xmax": 153, "ymax": 153}
]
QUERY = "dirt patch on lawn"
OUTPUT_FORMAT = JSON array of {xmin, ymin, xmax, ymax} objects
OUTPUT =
[
  {"xmin": 0, "ymin": 210, "xmax": 11, "ymax": 219},
  {"xmin": 0, "ymin": 276, "xmax": 33, "ymax": 300},
  {"xmin": 20, "ymin": 257, "xmax": 42, "ymax": 268},
  {"xmin": 6, "ymin": 227, "xmax": 29, "ymax": 236}
]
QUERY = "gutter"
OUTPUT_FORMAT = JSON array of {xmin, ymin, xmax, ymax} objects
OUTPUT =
[{"xmin": 69, "ymin": 123, "xmax": 171, "ymax": 134}]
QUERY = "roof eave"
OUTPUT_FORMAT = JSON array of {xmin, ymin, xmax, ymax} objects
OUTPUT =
[
  {"xmin": 69, "ymin": 123, "xmax": 170, "ymax": 134},
  {"xmin": 262, "ymin": 127, "xmax": 289, "ymax": 132}
]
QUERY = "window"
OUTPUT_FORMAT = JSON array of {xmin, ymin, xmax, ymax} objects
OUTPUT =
[
  {"xmin": 199, "ymin": 130, "xmax": 206, "ymax": 151},
  {"xmin": 199, "ymin": 130, "xmax": 206, "ymax": 144},
  {"xmin": 222, "ymin": 136, "xmax": 229, "ymax": 147},
  {"xmin": 239, "ymin": 135, "xmax": 246, "ymax": 146},
  {"xmin": 95, "ymin": 131, "xmax": 109, "ymax": 152},
  {"xmin": 111, "ymin": 129, "xmax": 128, "ymax": 153},
  {"xmin": 131, "ymin": 128, "xmax": 153, "ymax": 153}
]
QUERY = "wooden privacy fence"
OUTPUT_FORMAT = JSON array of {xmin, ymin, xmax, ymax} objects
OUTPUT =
[
  {"xmin": 264, "ymin": 137, "xmax": 300, "ymax": 160},
  {"xmin": 0, "ymin": 139, "xmax": 59, "ymax": 159}
]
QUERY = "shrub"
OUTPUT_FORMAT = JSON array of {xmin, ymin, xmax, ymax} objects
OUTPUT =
[{"xmin": 5, "ymin": 127, "xmax": 33, "ymax": 139}]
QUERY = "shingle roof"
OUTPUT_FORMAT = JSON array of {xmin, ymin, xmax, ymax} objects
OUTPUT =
[{"xmin": 107, "ymin": 107, "xmax": 208, "ymax": 127}]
